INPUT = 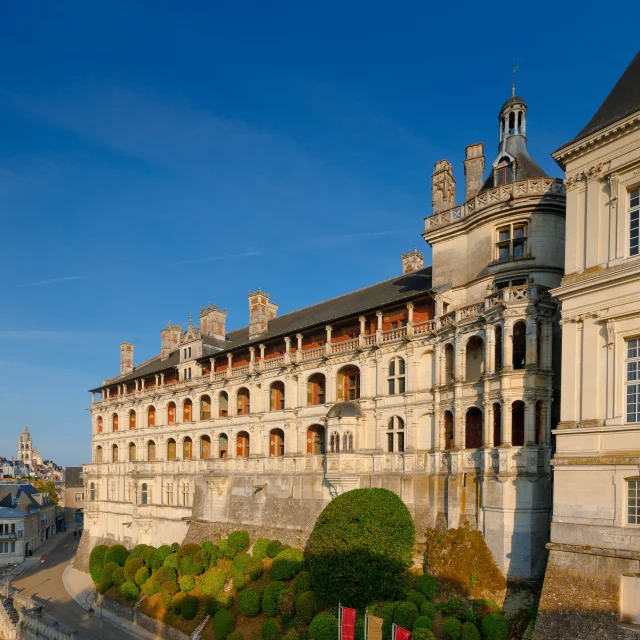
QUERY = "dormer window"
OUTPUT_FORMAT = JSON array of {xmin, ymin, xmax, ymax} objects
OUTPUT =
[
  {"xmin": 183, "ymin": 347, "xmax": 192, "ymax": 359},
  {"xmin": 495, "ymin": 159, "xmax": 514, "ymax": 186}
]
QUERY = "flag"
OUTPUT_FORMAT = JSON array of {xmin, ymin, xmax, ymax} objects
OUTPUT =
[
  {"xmin": 392, "ymin": 623, "xmax": 411, "ymax": 640},
  {"xmin": 364, "ymin": 613, "xmax": 383, "ymax": 640},
  {"xmin": 339, "ymin": 606, "xmax": 357, "ymax": 640},
  {"xmin": 512, "ymin": 63, "xmax": 519, "ymax": 74}
]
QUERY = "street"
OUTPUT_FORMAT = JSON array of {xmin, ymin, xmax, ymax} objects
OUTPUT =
[{"xmin": 11, "ymin": 534, "xmax": 139, "ymax": 640}]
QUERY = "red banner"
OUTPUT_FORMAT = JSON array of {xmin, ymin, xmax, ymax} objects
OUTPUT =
[
  {"xmin": 395, "ymin": 626, "xmax": 411, "ymax": 640},
  {"xmin": 341, "ymin": 607, "xmax": 357, "ymax": 640}
]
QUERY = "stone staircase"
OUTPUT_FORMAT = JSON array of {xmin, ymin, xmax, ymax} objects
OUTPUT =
[{"xmin": 0, "ymin": 594, "xmax": 19, "ymax": 625}]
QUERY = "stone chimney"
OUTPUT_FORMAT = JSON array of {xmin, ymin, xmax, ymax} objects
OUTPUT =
[
  {"xmin": 431, "ymin": 160, "xmax": 456, "ymax": 214},
  {"xmin": 120, "ymin": 343, "xmax": 133, "ymax": 376},
  {"xmin": 464, "ymin": 143, "xmax": 485, "ymax": 201},
  {"xmin": 248, "ymin": 289, "xmax": 278, "ymax": 339},
  {"xmin": 160, "ymin": 323, "xmax": 182, "ymax": 361},
  {"xmin": 200, "ymin": 304, "xmax": 227, "ymax": 341},
  {"xmin": 402, "ymin": 249, "xmax": 424, "ymax": 273}
]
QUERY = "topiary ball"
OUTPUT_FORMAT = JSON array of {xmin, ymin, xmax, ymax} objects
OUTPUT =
[
  {"xmin": 246, "ymin": 556, "xmax": 264, "ymax": 580},
  {"xmin": 157, "ymin": 545, "xmax": 173, "ymax": 563},
  {"xmin": 179, "ymin": 575, "xmax": 196, "ymax": 592},
  {"xmin": 164, "ymin": 553, "xmax": 178, "ymax": 569},
  {"xmin": 293, "ymin": 571, "xmax": 312, "ymax": 594},
  {"xmin": 212, "ymin": 610, "xmax": 234, "ymax": 640},
  {"xmin": 262, "ymin": 582, "xmax": 287, "ymax": 617},
  {"xmin": 215, "ymin": 591, "xmax": 234, "ymax": 610},
  {"xmin": 262, "ymin": 619, "xmax": 281, "ymax": 640},
  {"xmin": 412, "ymin": 630, "xmax": 436, "ymax": 640},
  {"xmin": 480, "ymin": 613, "xmax": 508, "ymax": 640},
  {"xmin": 154, "ymin": 565, "xmax": 177, "ymax": 586},
  {"xmin": 266, "ymin": 540, "xmax": 285, "ymax": 558},
  {"xmin": 416, "ymin": 574, "xmax": 439, "ymax": 601},
  {"xmin": 104, "ymin": 544, "xmax": 129, "ymax": 567},
  {"xmin": 120, "ymin": 581, "xmax": 140, "ymax": 601},
  {"xmin": 199, "ymin": 570, "xmax": 227, "ymax": 596},
  {"xmin": 414, "ymin": 616, "xmax": 432, "ymax": 631},
  {"xmin": 295, "ymin": 591, "xmax": 319, "ymax": 624},
  {"xmin": 252, "ymin": 537, "xmax": 270, "ymax": 559},
  {"xmin": 309, "ymin": 612, "xmax": 339, "ymax": 640},
  {"xmin": 271, "ymin": 548, "xmax": 305, "ymax": 580},
  {"xmin": 98, "ymin": 562, "xmax": 119, "ymax": 594},
  {"xmin": 406, "ymin": 590, "xmax": 427, "ymax": 609},
  {"xmin": 161, "ymin": 582, "xmax": 179, "ymax": 609},
  {"xmin": 238, "ymin": 587, "xmax": 262, "ymax": 617},
  {"xmin": 278, "ymin": 588, "xmax": 295, "ymax": 620},
  {"xmin": 172, "ymin": 591, "xmax": 187, "ymax": 615},
  {"xmin": 228, "ymin": 530, "xmax": 250, "ymax": 554},
  {"xmin": 124, "ymin": 557, "xmax": 144, "ymax": 581},
  {"xmin": 394, "ymin": 602, "xmax": 419, "ymax": 631},
  {"xmin": 461, "ymin": 622, "xmax": 481, "ymax": 640},
  {"xmin": 135, "ymin": 566, "xmax": 150, "ymax": 587},
  {"xmin": 181, "ymin": 594, "xmax": 199, "ymax": 620},
  {"xmin": 420, "ymin": 602, "xmax": 437, "ymax": 620},
  {"xmin": 89, "ymin": 545, "xmax": 108, "ymax": 583},
  {"xmin": 442, "ymin": 618, "xmax": 462, "ymax": 640},
  {"xmin": 112, "ymin": 566, "xmax": 126, "ymax": 587}
]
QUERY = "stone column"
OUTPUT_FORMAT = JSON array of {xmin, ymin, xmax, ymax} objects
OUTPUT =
[
  {"xmin": 376, "ymin": 311, "xmax": 383, "ymax": 344},
  {"xmin": 406, "ymin": 303, "xmax": 414, "ymax": 336},
  {"xmin": 486, "ymin": 326, "xmax": 495, "ymax": 374},
  {"xmin": 359, "ymin": 316, "xmax": 366, "ymax": 348},
  {"xmin": 526, "ymin": 316, "xmax": 538, "ymax": 367},
  {"xmin": 325, "ymin": 325, "xmax": 333, "ymax": 356},
  {"xmin": 160, "ymin": 373, "xmax": 165, "ymax": 387},
  {"xmin": 433, "ymin": 404, "xmax": 441, "ymax": 451},
  {"xmin": 454, "ymin": 401, "xmax": 463, "ymax": 450},
  {"xmin": 259, "ymin": 344, "xmax": 266, "ymax": 371},
  {"xmin": 503, "ymin": 319, "xmax": 514, "ymax": 371},
  {"xmin": 226, "ymin": 353, "xmax": 233, "ymax": 379},
  {"xmin": 284, "ymin": 337, "xmax": 291, "ymax": 365},
  {"xmin": 249, "ymin": 347, "xmax": 255, "ymax": 373},
  {"xmin": 455, "ymin": 338, "xmax": 465, "ymax": 381},
  {"xmin": 542, "ymin": 321, "xmax": 552, "ymax": 370},
  {"xmin": 524, "ymin": 397, "xmax": 536, "ymax": 444},
  {"xmin": 296, "ymin": 334, "xmax": 303, "ymax": 363},
  {"xmin": 209, "ymin": 359, "xmax": 215, "ymax": 382},
  {"xmin": 502, "ymin": 397, "xmax": 512, "ymax": 445},
  {"xmin": 483, "ymin": 402, "xmax": 493, "ymax": 447}
]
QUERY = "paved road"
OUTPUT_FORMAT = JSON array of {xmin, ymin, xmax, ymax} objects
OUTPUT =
[{"xmin": 11, "ymin": 534, "xmax": 138, "ymax": 640}]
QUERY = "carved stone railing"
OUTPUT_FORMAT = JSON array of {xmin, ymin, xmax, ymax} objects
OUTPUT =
[
  {"xmin": 331, "ymin": 338, "xmax": 358, "ymax": 354},
  {"xmin": 381, "ymin": 327, "xmax": 407, "ymax": 343},
  {"xmin": 300, "ymin": 346, "xmax": 324, "ymax": 361}
]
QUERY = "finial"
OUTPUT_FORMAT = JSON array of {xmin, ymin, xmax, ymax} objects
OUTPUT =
[
  {"xmin": 511, "ymin": 60, "xmax": 519, "ymax": 97},
  {"xmin": 188, "ymin": 312, "xmax": 193, "ymax": 327}
]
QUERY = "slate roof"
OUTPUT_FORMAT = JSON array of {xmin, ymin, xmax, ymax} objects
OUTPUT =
[
  {"xmin": 92, "ymin": 266, "xmax": 434, "ymax": 391},
  {"xmin": 0, "ymin": 483, "xmax": 42, "ymax": 512},
  {"xmin": 556, "ymin": 51, "xmax": 640, "ymax": 153},
  {"xmin": 64, "ymin": 467, "xmax": 83, "ymax": 488}
]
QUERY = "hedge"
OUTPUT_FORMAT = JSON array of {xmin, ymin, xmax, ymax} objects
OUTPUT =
[
  {"xmin": 213, "ymin": 609, "xmax": 235, "ymax": 640},
  {"xmin": 112, "ymin": 566, "xmax": 126, "ymax": 587},
  {"xmin": 238, "ymin": 587, "xmax": 262, "ymax": 617},
  {"xmin": 228, "ymin": 530, "xmax": 250, "ymax": 554},
  {"xmin": 480, "ymin": 614, "xmax": 508, "ymax": 640},
  {"xmin": 179, "ymin": 575, "xmax": 196, "ymax": 592},
  {"xmin": 406, "ymin": 590, "xmax": 427, "ymax": 609},
  {"xmin": 461, "ymin": 622, "xmax": 481, "ymax": 640},
  {"xmin": 416, "ymin": 574, "xmax": 439, "ymax": 601},
  {"xmin": 120, "ymin": 581, "xmax": 140, "ymax": 601},
  {"xmin": 89, "ymin": 545, "xmax": 108, "ymax": 583},
  {"xmin": 104, "ymin": 544, "xmax": 129, "ymax": 567},
  {"xmin": 420, "ymin": 602, "xmax": 437, "ymax": 620},
  {"xmin": 182, "ymin": 595, "xmax": 199, "ymax": 621},
  {"xmin": 252, "ymin": 537, "xmax": 270, "ymax": 559},
  {"xmin": 278, "ymin": 588, "xmax": 295, "ymax": 620},
  {"xmin": 412, "ymin": 631, "xmax": 436, "ymax": 640},
  {"xmin": 294, "ymin": 571, "xmax": 312, "ymax": 594},
  {"xmin": 414, "ymin": 616, "xmax": 432, "ymax": 631},
  {"xmin": 266, "ymin": 540, "xmax": 285, "ymax": 558},
  {"xmin": 246, "ymin": 556, "xmax": 263, "ymax": 580},
  {"xmin": 162, "ymin": 582, "xmax": 179, "ymax": 609},
  {"xmin": 263, "ymin": 582, "xmax": 287, "ymax": 617},
  {"xmin": 442, "ymin": 618, "xmax": 462, "ymax": 640},
  {"xmin": 272, "ymin": 548, "xmax": 304, "ymax": 580},
  {"xmin": 200, "ymin": 570, "xmax": 227, "ymax": 596},
  {"xmin": 309, "ymin": 612, "xmax": 339, "ymax": 640},
  {"xmin": 262, "ymin": 619, "xmax": 281, "ymax": 640},
  {"xmin": 98, "ymin": 562, "xmax": 119, "ymax": 594},
  {"xmin": 135, "ymin": 566, "xmax": 150, "ymax": 587},
  {"xmin": 308, "ymin": 488, "xmax": 415, "ymax": 607},
  {"xmin": 124, "ymin": 557, "xmax": 144, "ymax": 581},
  {"xmin": 394, "ymin": 602, "xmax": 419, "ymax": 630},
  {"xmin": 295, "ymin": 591, "xmax": 318, "ymax": 624}
]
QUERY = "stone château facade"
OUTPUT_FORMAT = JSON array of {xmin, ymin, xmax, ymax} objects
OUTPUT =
[{"xmin": 83, "ymin": 91, "xmax": 565, "ymax": 580}]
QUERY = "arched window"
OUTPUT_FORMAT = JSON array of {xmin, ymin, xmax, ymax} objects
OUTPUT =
[
  {"xmin": 307, "ymin": 374, "xmax": 326, "ymax": 406},
  {"xmin": 337, "ymin": 366, "xmax": 360, "ymax": 401},
  {"xmin": 129, "ymin": 410, "xmax": 136, "ymax": 430},
  {"xmin": 112, "ymin": 413, "xmax": 119, "ymax": 432},
  {"xmin": 269, "ymin": 429, "xmax": 285, "ymax": 457},
  {"xmin": 388, "ymin": 358, "xmax": 406, "ymax": 395},
  {"xmin": 200, "ymin": 435, "xmax": 211, "ymax": 460},
  {"xmin": 167, "ymin": 439, "xmax": 176, "ymax": 461},
  {"xmin": 200, "ymin": 395, "xmax": 211, "ymax": 420},
  {"xmin": 219, "ymin": 392, "xmax": 229, "ymax": 417},
  {"xmin": 329, "ymin": 431, "xmax": 340, "ymax": 453},
  {"xmin": 237, "ymin": 432, "xmax": 250, "ymax": 458},
  {"xmin": 237, "ymin": 389, "xmax": 250, "ymax": 415},
  {"xmin": 342, "ymin": 431, "xmax": 353, "ymax": 452},
  {"xmin": 112, "ymin": 444, "xmax": 119, "ymax": 463},
  {"xmin": 90, "ymin": 482, "xmax": 96, "ymax": 501},
  {"xmin": 148, "ymin": 406, "xmax": 156, "ymax": 428},
  {"xmin": 444, "ymin": 344, "xmax": 454, "ymax": 384},
  {"xmin": 147, "ymin": 440, "xmax": 156, "ymax": 461},
  {"xmin": 387, "ymin": 416, "xmax": 405, "ymax": 452},
  {"xmin": 96, "ymin": 446, "xmax": 103, "ymax": 464},
  {"xmin": 306, "ymin": 425, "xmax": 325, "ymax": 455},
  {"xmin": 465, "ymin": 336, "xmax": 484, "ymax": 380},
  {"xmin": 141, "ymin": 483, "xmax": 148, "ymax": 505},
  {"xmin": 129, "ymin": 442, "xmax": 136, "ymax": 462},
  {"xmin": 535, "ymin": 400, "xmax": 543, "ymax": 445},
  {"xmin": 512, "ymin": 401, "xmax": 525, "ymax": 446},
  {"xmin": 270, "ymin": 382, "xmax": 285, "ymax": 411},
  {"xmin": 513, "ymin": 322, "xmax": 527, "ymax": 370},
  {"xmin": 97, "ymin": 416, "xmax": 103, "ymax": 434},
  {"xmin": 465, "ymin": 407, "xmax": 483, "ymax": 449},
  {"xmin": 183, "ymin": 437, "xmax": 193, "ymax": 461},
  {"xmin": 219, "ymin": 433, "xmax": 228, "ymax": 459},
  {"xmin": 168, "ymin": 403, "xmax": 176, "ymax": 425},
  {"xmin": 494, "ymin": 326, "xmax": 503, "ymax": 371},
  {"xmin": 444, "ymin": 411, "xmax": 454, "ymax": 450},
  {"xmin": 493, "ymin": 403, "xmax": 502, "ymax": 446},
  {"xmin": 183, "ymin": 399, "xmax": 193, "ymax": 422}
]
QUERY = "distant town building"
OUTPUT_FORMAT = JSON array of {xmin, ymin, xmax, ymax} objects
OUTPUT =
[
  {"xmin": 63, "ymin": 467, "xmax": 84, "ymax": 529},
  {"xmin": 17, "ymin": 427, "xmax": 43, "ymax": 469}
]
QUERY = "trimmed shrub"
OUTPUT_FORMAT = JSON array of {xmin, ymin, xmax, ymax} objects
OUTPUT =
[
  {"xmin": 278, "ymin": 588, "xmax": 295, "ymax": 620},
  {"xmin": 272, "ymin": 548, "xmax": 305, "ymax": 580},
  {"xmin": 246, "ymin": 556, "xmax": 263, "ymax": 580},
  {"xmin": 154, "ymin": 565, "xmax": 177, "ymax": 585},
  {"xmin": 461, "ymin": 622, "xmax": 481, "ymax": 640},
  {"xmin": 120, "ymin": 581, "xmax": 140, "ymax": 601},
  {"xmin": 416, "ymin": 574, "xmax": 438, "ymax": 601},
  {"xmin": 228, "ymin": 634, "xmax": 244, "ymax": 640},
  {"xmin": 204, "ymin": 596, "xmax": 218, "ymax": 616},
  {"xmin": 177, "ymin": 543, "xmax": 200, "ymax": 560},
  {"xmin": 414, "ymin": 616, "xmax": 432, "ymax": 631},
  {"xmin": 171, "ymin": 542, "xmax": 180, "ymax": 551},
  {"xmin": 252, "ymin": 537, "xmax": 270, "ymax": 559},
  {"xmin": 406, "ymin": 590, "xmax": 427, "ymax": 610},
  {"xmin": 458, "ymin": 610, "xmax": 481, "ymax": 628},
  {"xmin": 231, "ymin": 553, "xmax": 252, "ymax": 573},
  {"xmin": 420, "ymin": 602, "xmax": 437, "ymax": 620},
  {"xmin": 480, "ymin": 614, "xmax": 508, "ymax": 640},
  {"xmin": 309, "ymin": 612, "xmax": 339, "ymax": 640},
  {"xmin": 231, "ymin": 568, "xmax": 248, "ymax": 590},
  {"xmin": 144, "ymin": 547, "xmax": 162, "ymax": 570},
  {"xmin": 282, "ymin": 630, "xmax": 300, "ymax": 640},
  {"xmin": 228, "ymin": 530, "xmax": 250, "ymax": 554},
  {"xmin": 157, "ymin": 545, "xmax": 173, "ymax": 563},
  {"xmin": 135, "ymin": 566, "xmax": 150, "ymax": 587},
  {"xmin": 382, "ymin": 602, "xmax": 398, "ymax": 639},
  {"xmin": 191, "ymin": 551, "xmax": 205, "ymax": 575},
  {"xmin": 267, "ymin": 540, "xmax": 285, "ymax": 558},
  {"xmin": 104, "ymin": 544, "xmax": 129, "ymax": 567},
  {"xmin": 213, "ymin": 609, "xmax": 234, "ymax": 640},
  {"xmin": 172, "ymin": 591, "xmax": 187, "ymax": 614},
  {"xmin": 394, "ymin": 602, "xmax": 419, "ymax": 631},
  {"xmin": 442, "ymin": 618, "xmax": 462, "ymax": 640},
  {"xmin": 295, "ymin": 591, "xmax": 318, "ymax": 625},
  {"xmin": 182, "ymin": 594, "xmax": 199, "ymax": 621},
  {"xmin": 219, "ymin": 539, "xmax": 235, "ymax": 560},
  {"xmin": 262, "ymin": 619, "xmax": 281, "ymax": 640},
  {"xmin": 164, "ymin": 553, "xmax": 178, "ymax": 569},
  {"xmin": 180, "ymin": 575, "xmax": 196, "ymax": 592},
  {"xmin": 180, "ymin": 556, "xmax": 194, "ymax": 576},
  {"xmin": 142, "ymin": 576, "xmax": 160, "ymax": 596},
  {"xmin": 161, "ymin": 582, "xmax": 179, "ymax": 608},
  {"xmin": 440, "ymin": 598, "xmax": 463, "ymax": 617},
  {"xmin": 124, "ymin": 557, "xmax": 144, "ymax": 581},
  {"xmin": 238, "ymin": 587, "xmax": 262, "ymax": 616},
  {"xmin": 412, "ymin": 631, "xmax": 436, "ymax": 640},
  {"xmin": 263, "ymin": 582, "xmax": 287, "ymax": 617},
  {"xmin": 129, "ymin": 544, "xmax": 149, "ymax": 560},
  {"xmin": 112, "ymin": 566, "xmax": 126, "ymax": 587},
  {"xmin": 200, "ymin": 570, "xmax": 227, "ymax": 596},
  {"xmin": 294, "ymin": 571, "xmax": 312, "ymax": 594},
  {"xmin": 472, "ymin": 599, "xmax": 501, "ymax": 617},
  {"xmin": 216, "ymin": 591, "xmax": 234, "ymax": 610},
  {"xmin": 308, "ymin": 488, "xmax": 415, "ymax": 608},
  {"xmin": 89, "ymin": 545, "xmax": 108, "ymax": 583},
  {"xmin": 98, "ymin": 562, "xmax": 119, "ymax": 594}
]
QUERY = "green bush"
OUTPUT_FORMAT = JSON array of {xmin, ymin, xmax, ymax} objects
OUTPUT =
[
  {"xmin": 218, "ymin": 539, "xmax": 236, "ymax": 560},
  {"xmin": 104, "ymin": 544, "xmax": 129, "ymax": 567},
  {"xmin": 480, "ymin": 614, "xmax": 508, "ymax": 640},
  {"xmin": 461, "ymin": 622, "xmax": 481, "ymax": 640},
  {"xmin": 238, "ymin": 587, "xmax": 262, "ymax": 617},
  {"xmin": 192, "ymin": 551, "xmax": 205, "ymax": 575},
  {"xmin": 416, "ymin": 574, "xmax": 438, "ymax": 601},
  {"xmin": 228, "ymin": 530, "xmax": 250, "ymax": 554},
  {"xmin": 135, "ymin": 566, "xmax": 150, "ymax": 587},
  {"xmin": 263, "ymin": 582, "xmax": 287, "ymax": 617},
  {"xmin": 458, "ymin": 610, "xmax": 481, "ymax": 628},
  {"xmin": 200, "ymin": 570, "xmax": 227, "ymax": 596},
  {"xmin": 124, "ymin": 557, "xmax": 144, "ymax": 581},
  {"xmin": 154, "ymin": 565, "xmax": 177, "ymax": 585},
  {"xmin": 406, "ymin": 590, "xmax": 427, "ymax": 609},
  {"xmin": 282, "ymin": 630, "xmax": 300, "ymax": 640},
  {"xmin": 308, "ymin": 488, "xmax": 415, "ymax": 608},
  {"xmin": 204, "ymin": 596, "xmax": 219, "ymax": 616},
  {"xmin": 157, "ymin": 545, "xmax": 173, "ymax": 563},
  {"xmin": 177, "ymin": 543, "xmax": 200, "ymax": 560},
  {"xmin": 143, "ymin": 547, "xmax": 161, "ymax": 570},
  {"xmin": 420, "ymin": 602, "xmax": 437, "ymax": 620},
  {"xmin": 182, "ymin": 594, "xmax": 199, "ymax": 620},
  {"xmin": 89, "ymin": 545, "xmax": 108, "ymax": 583},
  {"xmin": 161, "ymin": 582, "xmax": 179, "ymax": 608},
  {"xmin": 252, "ymin": 537, "xmax": 270, "ymax": 559},
  {"xmin": 246, "ymin": 556, "xmax": 263, "ymax": 580},
  {"xmin": 294, "ymin": 571, "xmax": 312, "ymax": 594},
  {"xmin": 215, "ymin": 591, "xmax": 234, "ymax": 610},
  {"xmin": 231, "ymin": 553, "xmax": 252, "ymax": 573},
  {"xmin": 440, "ymin": 598, "xmax": 463, "ymax": 617},
  {"xmin": 295, "ymin": 591, "xmax": 319, "ymax": 624},
  {"xmin": 129, "ymin": 544, "xmax": 149, "ymax": 560},
  {"xmin": 272, "ymin": 548, "xmax": 305, "ymax": 580},
  {"xmin": 278, "ymin": 588, "xmax": 295, "ymax": 620},
  {"xmin": 309, "ymin": 612, "xmax": 339, "ymax": 640},
  {"xmin": 142, "ymin": 576, "xmax": 160, "ymax": 596},
  {"xmin": 228, "ymin": 634, "xmax": 244, "ymax": 640},
  {"xmin": 414, "ymin": 616, "xmax": 432, "ymax": 631},
  {"xmin": 412, "ymin": 631, "xmax": 436, "ymax": 640},
  {"xmin": 262, "ymin": 619, "xmax": 282, "ymax": 640},
  {"xmin": 382, "ymin": 602, "xmax": 399, "ymax": 639},
  {"xmin": 112, "ymin": 566, "xmax": 126, "ymax": 587},
  {"xmin": 172, "ymin": 591, "xmax": 187, "ymax": 614},
  {"xmin": 231, "ymin": 568, "xmax": 248, "ymax": 590},
  {"xmin": 213, "ymin": 609, "xmax": 234, "ymax": 640},
  {"xmin": 98, "ymin": 562, "xmax": 119, "ymax": 593},
  {"xmin": 164, "ymin": 553, "xmax": 178, "ymax": 569},
  {"xmin": 442, "ymin": 618, "xmax": 462, "ymax": 640},
  {"xmin": 267, "ymin": 540, "xmax": 285, "ymax": 558},
  {"xmin": 120, "ymin": 581, "xmax": 140, "ymax": 601},
  {"xmin": 171, "ymin": 542, "xmax": 180, "ymax": 551},
  {"xmin": 472, "ymin": 600, "xmax": 501, "ymax": 617},
  {"xmin": 180, "ymin": 575, "xmax": 196, "ymax": 592},
  {"xmin": 394, "ymin": 602, "xmax": 419, "ymax": 631},
  {"xmin": 180, "ymin": 556, "xmax": 194, "ymax": 576}
]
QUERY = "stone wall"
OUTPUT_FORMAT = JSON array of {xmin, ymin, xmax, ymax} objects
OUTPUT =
[{"xmin": 14, "ymin": 594, "xmax": 86, "ymax": 640}]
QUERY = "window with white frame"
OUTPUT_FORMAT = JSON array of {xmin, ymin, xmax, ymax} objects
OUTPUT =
[
  {"xmin": 388, "ymin": 357, "xmax": 406, "ymax": 395},
  {"xmin": 0, "ymin": 541, "xmax": 16, "ymax": 554},
  {"xmin": 628, "ymin": 479, "xmax": 639, "ymax": 525},
  {"xmin": 496, "ymin": 222, "xmax": 527, "ymax": 262},
  {"xmin": 630, "ymin": 188, "xmax": 639, "ymax": 256},
  {"xmin": 626, "ymin": 338, "xmax": 640, "ymax": 423},
  {"xmin": 387, "ymin": 416, "xmax": 405, "ymax": 452},
  {"xmin": 75, "ymin": 493, "xmax": 82, "ymax": 502}
]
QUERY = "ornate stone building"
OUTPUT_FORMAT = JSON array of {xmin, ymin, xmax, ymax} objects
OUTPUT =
[
  {"xmin": 17, "ymin": 427, "xmax": 42, "ymax": 470},
  {"xmin": 83, "ymin": 91, "xmax": 565, "ymax": 580}
]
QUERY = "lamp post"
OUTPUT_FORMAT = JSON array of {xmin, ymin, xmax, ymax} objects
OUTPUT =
[{"xmin": 85, "ymin": 590, "xmax": 103, "ymax": 640}]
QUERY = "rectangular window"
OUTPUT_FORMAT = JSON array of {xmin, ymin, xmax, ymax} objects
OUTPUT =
[
  {"xmin": 496, "ymin": 223, "xmax": 527, "ymax": 262},
  {"xmin": 75, "ymin": 493, "xmax": 81, "ymax": 501},
  {"xmin": 398, "ymin": 432, "xmax": 405, "ymax": 453},
  {"xmin": 627, "ymin": 338, "xmax": 640, "ymax": 423},
  {"xmin": 629, "ymin": 479, "xmax": 639, "ymax": 525},
  {"xmin": 631, "ymin": 188, "xmax": 639, "ymax": 256},
  {"xmin": 387, "ymin": 432, "xmax": 394, "ymax": 453}
]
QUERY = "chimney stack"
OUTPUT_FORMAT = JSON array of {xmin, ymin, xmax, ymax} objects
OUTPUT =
[
  {"xmin": 431, "ymin": 160, "xmax": 456, "ymax": 214},
  {"xmin": 248, "ymin": 289, "xmax": 278, "ymax": 339},
  {"xmin": 402, "ymin": 249, "xmax": 424, "ymax": 274},
  {"xmin": 160, "ymin": 323, "xmax": 182, "ymax": 361},
  {"xmin": 120, "ymin": 343, "xmax": 134, "ymax": 376},
  {"xmin": 200, "ymin": 304, "xmax": 227, "ymax": 341},
  {"xmin": 464, "ymin": 143, "xmax": 485, "ymax": 201}
]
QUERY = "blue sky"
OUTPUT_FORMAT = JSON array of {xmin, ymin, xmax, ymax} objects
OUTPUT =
[{"xmin": 0, "ymin": 1, "xmax": 638, "ymax": 467}]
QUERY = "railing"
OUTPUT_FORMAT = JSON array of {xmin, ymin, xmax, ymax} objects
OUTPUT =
[
  {"xmin": 300, "ymin": 346, "xmax": 325, "ymax": 361},
  {"xmin": 232, "ymin": 364, "xmax": 250, "ymax": 377},
  {"xmin": 381, "ymin": 327, "xmax": 407, "ymax": 342},
  {"xmin": 364, "ymin": 334, "xmax": 377, "ymax": 346},
  {"xmin": 331, "ymin": 338, "xmax": 358, "ymax": 354},
  {"xmin": 413, "ymin": 319, "xmax": 436, "ymax": 335},
  {"xmin": 264, "ymin": 355, "xmax": 285, "ymax": 370},
  {"xmin": 213, "ymin": 371, "xmax": 226, "ymax": 381}
]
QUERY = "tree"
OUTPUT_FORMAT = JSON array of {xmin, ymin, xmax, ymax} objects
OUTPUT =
[{"xmin": 33, "ymin": 480, "xmax": 59, "ymax": 506}]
